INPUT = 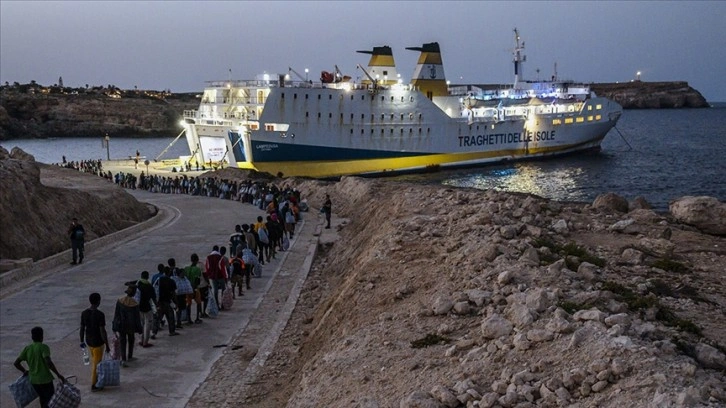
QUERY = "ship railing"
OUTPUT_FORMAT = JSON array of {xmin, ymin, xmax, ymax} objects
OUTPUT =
[{"xmin": 203, "ymin": 79, "xmax": 416, "ymax": 92}]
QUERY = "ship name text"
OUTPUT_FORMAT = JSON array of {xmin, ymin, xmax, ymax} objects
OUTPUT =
[{"xmin": 458, "ymin": 130, "xmax": 555, "ymax": 147}]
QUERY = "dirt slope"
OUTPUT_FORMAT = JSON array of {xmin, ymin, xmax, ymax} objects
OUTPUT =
[{"xmin": 244, "ymin": 176, "xmax": 725, "ymax": 407}]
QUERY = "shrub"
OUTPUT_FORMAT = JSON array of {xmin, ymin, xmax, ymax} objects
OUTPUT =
[
  {"xmin": 411, "ymin": 333, "xmax": 450, "ymax": 349},
  {"xmin": 651, "ymin": 258, "xmax": 688, "ymax": 273}
]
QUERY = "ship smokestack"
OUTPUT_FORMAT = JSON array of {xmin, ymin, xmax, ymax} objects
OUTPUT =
[
  {"xmin": 357, "ymin": 46, "xmax": 399, "ymax": 86},
  {"xmin": 406, "ymin": 42, "xmax": 448, "ymax": 99}
]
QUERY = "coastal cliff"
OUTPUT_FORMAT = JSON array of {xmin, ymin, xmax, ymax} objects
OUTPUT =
[
  {"xmin": 0, "ymin": 86, "xmax": 198, "ymax": 140},
  {"xmin": 0, "ymin": 81, "xmax": 710, "ymax": 140},
  {"xmin": 590, "ymin": 81, "xmax": 709, "ymax": 109}
]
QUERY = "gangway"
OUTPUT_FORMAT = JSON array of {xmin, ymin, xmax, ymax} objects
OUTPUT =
[{"xmin": 155, "ymin": 129, "xmax": 186, "ymax": 162}]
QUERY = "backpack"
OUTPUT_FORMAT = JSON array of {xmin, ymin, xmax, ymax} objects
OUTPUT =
[
  {"xmin": 285, "ymin": 211, "xmax": 295, "ymax": 224},
  {"xmin": 73, "ymin": 229, "xmax": 85, "ymax": 240},
  {"xmin": 230, "ymin": 233, "xmax": 243, "ymax": 255},
  {"xmin": 258, "ymin": 227, "xmax": 269, "ymax": 244},
  {"xmin": 230, "ymin": 257, "xmax": 244, "ymax": 277}
]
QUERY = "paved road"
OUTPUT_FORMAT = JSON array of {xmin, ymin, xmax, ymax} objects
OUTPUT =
[{"xmin": 1, "ymin": 190, "xmax": 324, "ymax": 407}]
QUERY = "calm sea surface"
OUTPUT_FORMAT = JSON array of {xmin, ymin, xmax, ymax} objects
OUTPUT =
[{"xmin": 3, "ymin": 106, "xmax": 725, "ymax": 210}]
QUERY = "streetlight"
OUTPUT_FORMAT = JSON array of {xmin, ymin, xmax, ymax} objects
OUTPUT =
[
  {"xmin": 104, "ymin": 133, "xmax": 110, "ymax": 160},
  {"xmin": 305, "ymin": 68, "xmax": 309, "ymax": 82},
  {"xmin": 145, "ymin": 159, "xmax": 150, "ymax": 175},
  {"xmin": 636, "ymin": 71, "xmax": 641, "ymax": 81}
]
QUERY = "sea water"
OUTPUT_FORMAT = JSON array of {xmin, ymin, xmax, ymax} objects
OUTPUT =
[{"xmin": 3, "ymin": 106, "xmax": 725, "ymax": 210}]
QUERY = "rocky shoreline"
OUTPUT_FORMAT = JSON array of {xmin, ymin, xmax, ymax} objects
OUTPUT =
[
  {"xmin": 0, "ymin": 81, "xmax": 710, "ymax": 140},
  {"xmin": 1, "ymin": 151, "xmax": 724, "ymax": 407}
]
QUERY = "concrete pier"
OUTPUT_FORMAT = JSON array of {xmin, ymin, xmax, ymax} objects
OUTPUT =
[{"xmin": 0, "ymin": 188, "xmax": 333, "ymax": 407}]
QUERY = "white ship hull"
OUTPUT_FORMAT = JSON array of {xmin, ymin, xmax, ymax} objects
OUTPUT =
[{"xmin": 181, "ymin": 36, "xmax": 622, "ymax": 178}]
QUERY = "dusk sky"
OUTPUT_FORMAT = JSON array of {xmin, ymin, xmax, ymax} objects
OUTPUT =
[{"xmin": 2, "ymin": 1, "xmax": 725, "ymax": 101}]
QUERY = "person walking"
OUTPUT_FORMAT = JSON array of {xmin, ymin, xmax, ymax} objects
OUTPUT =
[
  {"xmin": 136, "ymin": 271, "xmax": 156, "ymax": 348},
  {"xmin": 157, "ymin": 267, "xmax": 179, "ymax": 336},
  {"xmin": 322, "ymin": 194, "xmax": 332, "ymax": 229},
  {"xmin": 229, "ymin": 225, "xmax": 244, "ymax": 257},
  {"xmin": 14, "ymin": 327, "xmax": 66, "ymax": 408},
  {"xmin": 112, "ymin": 284, "xmax": 143, "ymax": 367},
  {"xmin": 80, "ymin": 293, "xmax": 110, "ymax": 391},
  {"xmin": 204, "ymin": 246, "xmax": 224, "ymax": 308},
  {"xmin": 68, "ymin": 217, "xmax": 85, "ymax": 264},
  {"xmin": 184, "ymin": 253, "xmax": 204, "ymax": 323}
]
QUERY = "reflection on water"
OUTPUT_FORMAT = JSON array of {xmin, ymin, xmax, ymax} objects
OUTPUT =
[{"xmin": 441, "ymin": 164, "xmax": 586, "ymax": 202}]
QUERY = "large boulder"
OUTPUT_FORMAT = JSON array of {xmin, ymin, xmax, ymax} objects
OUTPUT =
[
  {"xmin": 669, "ymin": 196, "xmax": 726, "ymax": 236},
  {"xmin": 593, "ymin": 193, "xmax": 629, "ymax": 213}
]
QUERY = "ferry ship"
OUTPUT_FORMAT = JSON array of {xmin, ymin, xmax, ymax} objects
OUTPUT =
[{"xmin": 180, "ymin": 29, "xmax": 622, "ymax": 178}]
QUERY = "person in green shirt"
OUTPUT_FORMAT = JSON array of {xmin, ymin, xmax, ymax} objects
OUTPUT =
[
  {"xmin": 184, "ymin": 253, "xmax": 203, "ymax": 324},
  {"xmin": 14, "ymin": 326, "xmax": 65, "ymax": 408}
]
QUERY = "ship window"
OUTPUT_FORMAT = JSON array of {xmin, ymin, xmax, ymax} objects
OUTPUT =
[
  {"xmin": 595, "ymin": 114, "xmax": 602, "ymax": 120},
  {"xmin": 587, "ymin": 105, "xmax": 592, "ymax": 111},
  {"xmin": 552, "ymin": 119, "xmax": 561, "ymax": 125},
  {"xmin": 587, "ymin": 116, "xmax": 594, "ymax": 121},
  {"xmin": 293, "ymin": 93, "xmax": 297, "ymax": 99},
  {"xmin": 329, "ymin": 95, "xmax": 332, "ymax": 100},
  {"xmin": 318, "ymin": 94, "xmax": 321, "ymax": 100},
  {"xmin": 565, "ymin": 118, "xmax": 574, "ymax": 124},
  {"xmin": 576, "ymin": 117, "xmax": 584, "ymax": 123},
  {"xmin": 318, "ymin": 112, "xmax": 321, "ymax": 119},
  {"xmin": 596, "ymin": 104, "xmax": 602, "ymax": 110}
]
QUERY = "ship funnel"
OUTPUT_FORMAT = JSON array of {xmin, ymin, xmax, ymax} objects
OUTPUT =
[
  {"xmin": 406, "ymin": 42, "xmax": 448, "ymax": 98},
  {"xmin": 356, "ymin": 46, "xmax": 399, "ymax": 86}
]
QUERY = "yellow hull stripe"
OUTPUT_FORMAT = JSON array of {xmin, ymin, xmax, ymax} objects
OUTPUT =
[{"xmin": 236, "ymin": 142, "xmax": 599, "ymax": 178}]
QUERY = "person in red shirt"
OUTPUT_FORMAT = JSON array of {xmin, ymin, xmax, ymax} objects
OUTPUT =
[{"xmin": 204, "ymin": 246, "xmax": 226, "ymax": 309}]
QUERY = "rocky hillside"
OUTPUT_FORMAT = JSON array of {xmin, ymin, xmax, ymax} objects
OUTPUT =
[
  {"xmin": 0, "ymin": 89, "xmax": 198, "ymax": 140},
  {"xmin": 591, "ymin": 81, "xmax": 709, "ymax": 109},
  {"xmin": 0, "ymin": 147, "xmax": 152, "ymax": 260},
  {"xmin": 239, "ymin": 176, "xmax": 725, "ymax": 407}
]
